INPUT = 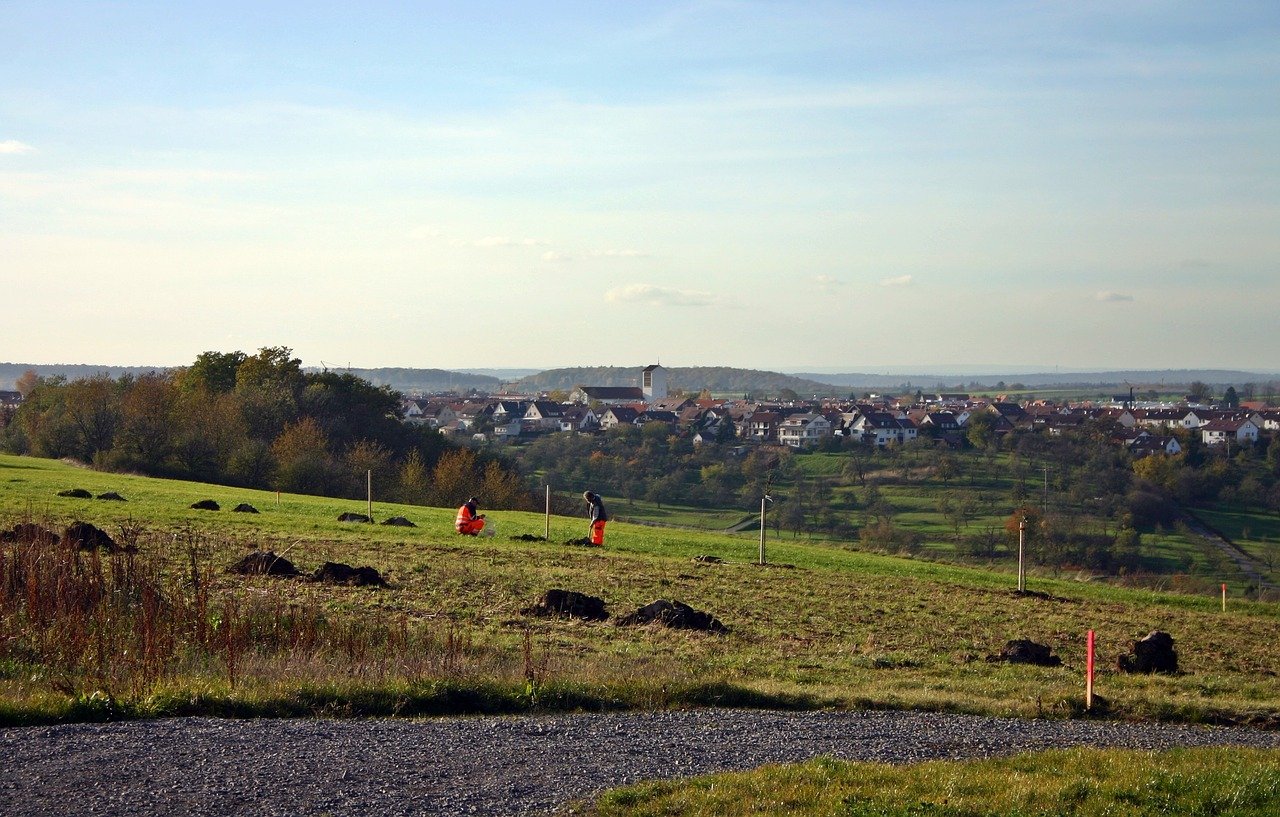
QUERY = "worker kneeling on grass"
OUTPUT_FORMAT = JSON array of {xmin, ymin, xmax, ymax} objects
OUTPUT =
[
  {"xmin": 583, "ymin": 490, "xmax": 607, "ymax": 546},
  {"xmin": 455, "ymin": 496, "xmax": 486, "ymax": 536}
]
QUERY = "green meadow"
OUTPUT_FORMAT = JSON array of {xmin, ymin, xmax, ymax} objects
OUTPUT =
[
  {"xmin": 1, "ymin": 453, "xmax": 1278, "ymax": 728},
  {"xmin": 574, "ymin": 747, "xmax": 1280, "ymax": 816}
]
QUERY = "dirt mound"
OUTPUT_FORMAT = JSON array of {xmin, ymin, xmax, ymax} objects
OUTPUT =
[
  {"xmin": 563, "ymin": 537, "xmax": 595, "ymax": 547},
  {"xmin": 228, "ymin": 551, "xmax": 301, "ymax": 577},
  {"xmin": 310, "ymin": 561, "xmax": 386, "ymax": 586},
  {"xmin": 523, "ymin": 589, "xmax": 609, "ymax": 621},
  {"xmin": 381, "ymin": 516, "xmax": 416, "ymax": 527},
  {"xmin": 616, "ymin": 599, "xmax": 727, "ymax": 634},
  {"xmin": 233, "ymin": 503, "xmax": 259, "ymax": 513},
  {"xmin": 692, "ymin": 555, "xmax": 723, "ymax": 564},
  {"xmin": 510, "ymin": 533, "xmax": 544, "ymax": 542},
  {"xmin": 190, "ymin": 499, "xmax": 220, "ymax": 511},
  {"xmin": 1, "ymin": 524, "xmax": 61, "ymax": 545},
  {"xmin": 65, "ymin": 521, "xmax": 119, "ymax": 552},
  {"xmin": 986, "ymin": 639, "xmax": 1061, "ymax": 666},
  {"xmin": 337, "ymin": 512, "xmax": 372, "ymax": 523},
  {"xmin": 96, "ymin": 492, "xmax": 127, "ymax": 501},
  {"xmin": 1118, "ymin": 630, "xmax": 1178, "ymax": 674},
  {"xmin": 57, "ymin": 488, "xmax": 92, "ymax": 499}
]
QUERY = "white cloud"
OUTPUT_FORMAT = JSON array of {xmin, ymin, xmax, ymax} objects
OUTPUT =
[
  {"xmin": 0, "ymin": 140, "xmax": 35, "ymax": 154},
  {"xmin": 605, "ymin": 284, "xmax": 713, "ymax": 307},
  {"xmin": 1095, "ymin": 291, "xmax": 1134, "ymax": 302},
  {"xmin": 590, "ymin": 249, "xmax": 648, "ymax": 258},
  {"xmin": 541, "ymin": 251, "xmax": 570, "ymax": 263},
  {"xmin": 879, "ymin": 274, "xmax": 914, "ymax": 287},
  {"xmin": 468, "ymin": 236, "xmax": 550, "ymax": 248}
]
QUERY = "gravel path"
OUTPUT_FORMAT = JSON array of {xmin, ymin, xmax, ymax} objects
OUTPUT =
[{"xmin": 4, "ymin": 710, "xmax": 1279, "ymax": 816}]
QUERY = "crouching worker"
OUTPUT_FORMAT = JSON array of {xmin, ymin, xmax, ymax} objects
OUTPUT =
[
  {"xmin": 455, "ymin": 496, "xmax": 486, "ymax": 536},
  {"xmin": 583, "ymin": 490, "xmax": 608, "ymax": 546}
]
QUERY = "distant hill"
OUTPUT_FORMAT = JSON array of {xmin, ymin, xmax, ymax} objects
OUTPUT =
[
  {"xmin": 0, "ymin": 362, "xmax": 500, "ymax": 394},
  {"xmin": 792, "ymin": 369, "xmax": 1280, "ymax": 391},
  {"xmin": 512, "ymin": 366, "xmax": 842, "ymax": 396},
  {"xmin": 324, "ymin": 368, "xmax": 501, "ymax": 394},
  {"xmin": 0, "ymin": 362, "xmax": 172, "ymax": 390}
]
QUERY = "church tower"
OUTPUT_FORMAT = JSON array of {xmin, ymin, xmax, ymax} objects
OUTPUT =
[{"xmin": 641, "ymin": 364, "xmax": 667, "ymax": 400}]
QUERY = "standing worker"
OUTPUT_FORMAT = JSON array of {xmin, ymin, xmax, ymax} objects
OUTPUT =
[
  {"xmin": 455, "ymin": 496, "xmax": 486, "ymax": 536},
  {"xmin": 583, "ymin": 490, "xmax": 608, "ymax": 546}
]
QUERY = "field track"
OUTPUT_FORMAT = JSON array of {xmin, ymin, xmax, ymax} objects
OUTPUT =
[{"xmin": 5, "ymin": 709, "xmax": 1279, "ymax": 816}]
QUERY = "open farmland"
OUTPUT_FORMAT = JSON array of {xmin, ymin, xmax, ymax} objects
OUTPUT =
[{"xmin": 1, "ymin": 453, "xmax": 1278, "ymax": 728}]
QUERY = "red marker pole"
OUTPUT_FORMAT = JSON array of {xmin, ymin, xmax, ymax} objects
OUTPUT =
[{"xmin": 1086, "ymin": 630, "xmax": 1095, "ymax": 711}]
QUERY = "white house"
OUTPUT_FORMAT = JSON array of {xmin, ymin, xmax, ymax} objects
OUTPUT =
[{"xmin": 777, "ymin": 413, "xmax": 833, "ymax": 448}]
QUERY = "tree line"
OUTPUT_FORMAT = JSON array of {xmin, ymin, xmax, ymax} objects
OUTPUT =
[{"xmin": 0, "ymin": 348, "xmax": 535, "ymax": 510}]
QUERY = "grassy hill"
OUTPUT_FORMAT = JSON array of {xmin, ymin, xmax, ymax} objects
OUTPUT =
[{"xmin": 1, "ymin": 453, "xmax": 1278, "ymax": 727}]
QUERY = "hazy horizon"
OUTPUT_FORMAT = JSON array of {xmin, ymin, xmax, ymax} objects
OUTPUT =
[{"xmin": 4, "ymin": 3, "xmax": 1277, "ymax": 370}]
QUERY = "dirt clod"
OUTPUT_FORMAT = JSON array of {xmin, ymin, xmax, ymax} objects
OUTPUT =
[
  {"xmin": 986, "ymin": 639, "xmax": 1061, "ymax": 666},
  {"xmin": 1118, "ymin": 630, "xmax": 1178, "ymax": 674},
  {"xmin": 233, "ymin": 503, "xmax": 259, "ymax": 513},
  {"xmin": 310, "ymin": 561, "xmax": 386, "ymax": 586},
  {"xmin": 57, "ymin": 488, "xmax": 92, "ymax": 499},
  {"xmin": 228, "ymin": 551, "xmax": 301, "ymax": 577},
  {"xmin": 524, "ymin": 589, "xmax": 609, "ymax": 621},
  {"xmin": 97, "ymin": 492, "xmax": 127, "ymax": 501},
  {"xmin": 1, "ymin": 523, "xmax": 61, "ymax": 545},
  {"xmin": 65, "ymin": 521, "xmax": 119, "ymax": 552},
  {"xmin": 616, "ymin": 599, "xmax": 727, "ymax": 633},
  {"xmin": 381, "ymin": 516, "xmax": 416, "ymax": 527},
  {"xmin": 190, "ymin": 499, "xmax": 220, "ymax": 511},
  {"xmin": 337, "ymin": 512, "xmax": 372, "ymax": 523}
]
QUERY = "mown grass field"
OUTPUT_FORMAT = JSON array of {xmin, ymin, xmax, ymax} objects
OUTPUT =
[
  {"xmin": 2, "ymin": 453, "xmax": 1278, "ymax": 728},
  {"xmin": 574, "ymin": 747, "xmax": 1280, "ymax": 816}
]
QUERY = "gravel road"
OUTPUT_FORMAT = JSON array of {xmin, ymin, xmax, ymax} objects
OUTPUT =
[{"xmin": 4, "ymin": 710, "xmax": 1279, "ymax": 816}]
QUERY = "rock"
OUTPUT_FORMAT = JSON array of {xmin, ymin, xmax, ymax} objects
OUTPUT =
[
  {"xmin": 1118, "ymin": 630, "xmax": 1178, "ymax": 674},
  {"xmin": 986, "ymin": 639, "xmax": 1061, "ymax": 667},
  {"xmin": 310, "ymin": 561, "xmax": 386, "ymax": 586},
  {"xmin": 0, "ymin": 523, "xmax": 61, "ymax": 545},
  {"xmin": 233, "ymin": 503, "xmax": 259, "ymax": 513},
  {"xmin": 337, "ymin": 512, "xmax": 372, "ymax": 523},
  {"xmin": 190, "ymin": 499, "xmax": 220, "ymax": 511},
  {"xmin": 228, "ymin": 551, "xmax": 301, "ymax": 577},
  {"xmin": 616, "ymin": 599, "xmax": 728, "ymax": 634},
  {"xmin": 381, "ymin": 516, "xmax": 416, "ymax": 527},
  {"xmin": 64, "ymin": 521, "xmax": 118, "ymax": 552},
  {"xmin": 96, "ymin": 492, "xmax": 127, "ymax": 501},
  {"xmin": 57, "ymin": 488, "xmax": 92, "ymax": 499},
  {"xmin": 523, "ymin": 589, "xmax": 609, "ymax": 621}
]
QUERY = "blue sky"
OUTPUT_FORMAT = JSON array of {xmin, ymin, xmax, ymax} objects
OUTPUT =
[{"xmin": 3, "ymin": 1, "xmax": 1278, "ymax": 371}]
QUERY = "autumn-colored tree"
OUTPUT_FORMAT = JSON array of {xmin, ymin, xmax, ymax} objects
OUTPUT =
[
  {"xmin": 111, "ymin": 372, "xmax": 176, "ymax": 470},
  {"xmin": 271, "ymin": 417, "xmax": 335, "ymax": 495},
  {"xmin": 395, "ymin": 449, "xmax": 432, "ymax": 505},
  {"xmin": 342, "ymin": 439, "xmax": 396, "ymax": 500},
  {"xmin": 429, "ymin": 448, "xmax": 483, "ymax": 507},
  {"xmin": 14, "ymin": 369, "xmax": 38, "ymax": 398}
]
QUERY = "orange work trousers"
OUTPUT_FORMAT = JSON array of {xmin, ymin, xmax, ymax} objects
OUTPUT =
[{"xmin": 590, "ymin": 520, "xmax": 606, "ymax": 546}]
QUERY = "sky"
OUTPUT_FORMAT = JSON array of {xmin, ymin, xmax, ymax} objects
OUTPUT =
[{"xmin": 2, "ymin": 1, "xmax": 1278, "ymax": 373}]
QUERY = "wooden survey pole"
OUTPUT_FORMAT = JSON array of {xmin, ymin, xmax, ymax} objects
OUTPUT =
[
  {"xmin": 759, "ymin": 496, "xmax": 768, "ymax": 566},
  {"xmin": 1017, "ymin": 518, "xmax": 1026, "ymax": 592},
  {"xmin": 545, "ymin": 485, "xmax": 551, "ymax": 541}
]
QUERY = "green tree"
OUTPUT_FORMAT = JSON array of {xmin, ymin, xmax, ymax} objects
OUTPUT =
[
  {"xmin": 237, "ymin": 347, "xmax": 305, "ymax": 443},
  {"xmin": 965, "ymin": 411, "xmax": 997, "ymax": 449},
  {"xmin": 181, "ymin": 351, "xmax": 246, "ymax": 394}
]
